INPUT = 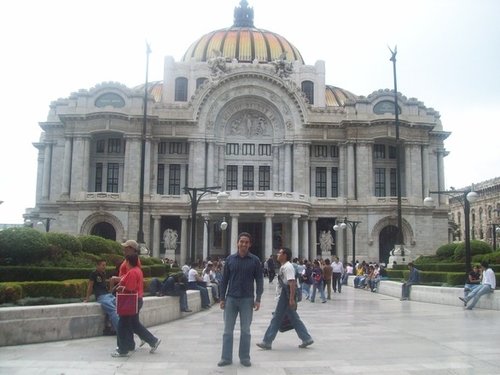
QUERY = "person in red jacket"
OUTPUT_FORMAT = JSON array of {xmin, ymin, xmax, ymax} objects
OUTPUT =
[{"xmin": 111, "ymin": 252, "xmax": 161, "ymax": 357}]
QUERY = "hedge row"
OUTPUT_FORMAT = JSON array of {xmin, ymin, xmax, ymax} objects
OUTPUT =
[
  {"xmin": 393, "ymin": 263, "xmax": 500, "ymax": 273},
  {"xmin": 0, "ymin": 264, "xmax": 169, "ymax": 282},
  {"xmin": 386, "ymin": 269, "xmax": 500, "ymax": 287}
]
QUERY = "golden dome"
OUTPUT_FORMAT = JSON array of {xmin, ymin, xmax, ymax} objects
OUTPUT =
[
  {"xmin": 325, "ymin": 85, "xmax": 358, "ymax": 107},
  {"xmin": 182, "ymin": 1, "xmax": 304, "ymax": 64}
]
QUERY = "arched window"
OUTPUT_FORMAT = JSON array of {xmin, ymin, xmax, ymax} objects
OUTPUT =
[
  {"xmin": 301, "ymin": 80, "xmax": 314, "ymax": 104},
  {"xmin": 175, "ymin": 77, "xmax": 188, "ymax": 102}
]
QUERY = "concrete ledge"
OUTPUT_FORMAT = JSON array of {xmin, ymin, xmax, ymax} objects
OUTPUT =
[
  {"xmin": 347, "ymin": 277, "xmax": 499, "ymax": 310},
  {"xmin": 0, "ymin": 289, "xmax": 211, "ymax": 347}
]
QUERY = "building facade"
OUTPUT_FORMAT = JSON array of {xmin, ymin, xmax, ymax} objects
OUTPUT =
[
  {"xmin": 27, "ymin": 1, "xmax": 451, "ymax": 265},
  {"xmin": 449, "ymin": 177, "xmax": 500, "ymax": 249}
]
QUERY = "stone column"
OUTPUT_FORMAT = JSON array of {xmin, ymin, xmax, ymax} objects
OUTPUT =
[
  {"xmin": 272, "ymin": 145, "xmax": 279, "ymax": 190},
  {"xmin": 437, "ymin": 150, "xmax": 446, "ymax": 205},
  {"xmin": 230, "ymin": 214, "xmax": 239, "ymax": 251},
  {"xmin": 338, "ymin": 144, "xmax": 346, "ymax": 198},
  {"xmin": 124, "ymin": 136, "xmax": 141, "ymax": 195},
  {"xmin": 82, "ymin": 137, "xmax": 90, "ymax": 193},
  {"xmin": 293, "ymin": 142, "xmax": 309, "ymax": 195},
  {"xmin": 309, "ymin": 217, "xmax": 318, "ymax": 260},
  {"xmin": 217, "ymin": 143, "xmax": 225, "ymax": 188},
  {"xmin": 422, "ymin": 145, "xmax": 429, "ymax": 200},
  {"xmin": 301, "ymin": 218, "xmax": 309, "ymax": 260},
  {"xmin": 189, "ymin": 140, "xmax": 206, "ymax": 187},
  {"xmin": 206, "ymin": 142, "xmax": 215, "ymax": 187},
  {"xmin": 265, "ymin": 213, "xmax": 274, "ymax": 260},
  {"xmin": 284, "ymin": 143, "xmax": 292, "ymax": 191},
  {"xmin": 143, "ymin": 139, "xmax": 151, "ymax": 197},
  {"xmin": 42, "ymin": 143, "xmax": 52, "ymax": 200},
  {"xmin": 70, "ymin": 136, "xmax": 85, "ymax": 198},
  {"xmin": 180, "ymin": 215, "xmax": 189, "ymax": 266},
  {"xmin": 152, "ymin": 215, "xmax": 161, "ymax": 258},
  {"xmin": 346, "ymin": 142, "xmax": 355, "ymax": 200},
  {"xmin": 356, "ymin": 142, "xmax": 370, "ymax": 198},
  {"xmin": 61, "ymin": 137, "xmax": 72, "ymax": 198},
  {"xmin": 202, "ymin": 214, "xmax": 209, "ymax": 261},
  {"xmin": 291, "ymin": 214, "xmax": 300, "ymax": 259}
]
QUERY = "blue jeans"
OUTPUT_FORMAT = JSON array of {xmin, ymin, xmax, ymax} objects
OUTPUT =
[
  {"xmin": 464, "ymin": 283, "xmax": 481, "ymax": 298},
  {"xmin": 97, "ymin": 293, "xmax": 119, "ymax": 332},
  {"xmin": 302, "ymin": 283, "xmax": 311, "ymax": 299},
  {"xmin": 117, "ymin": 299, "xmax": 158, "ymax": 354},
  {"xmin": 221, "ymin": 296, "xmax": 254, "ymax": 362},
  {"xmin": 262, "ymin": 291, "xmax": 312, "ymax": 346},
  {"xmin": 187, "ymin": 282, "xmax": 210, "ymax": 307},
  {"xmin": 401, "ymin": 282, "xmax": 417, "ymax": 299},
  {"xmin": 465, "ymin": 284, "xmax": 494, "ymax": 309},
  {"xmin": 311, "ymin": 281, "xmax": 326, "ymax": 302}
]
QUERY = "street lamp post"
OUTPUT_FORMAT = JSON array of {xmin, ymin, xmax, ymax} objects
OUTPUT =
[
  {"xmin": 184, "ymin": 186, "xmax": 222, "ymax": 263},
  {"xmin": 37, "ymin": 218, "xmax": 55, "ymax": 232},
  {"xmin": 424, "ymin": 189, "xmax": 478, "ymax": 274},
  {"xmin": 221, "ymin": 217, "xmax": 228, "ymax": 255},
  {"xmin": 333, "ymin": 217, "xmax": 361, "ymax": 264},
  {"xmin": 137, "ymin": 42, "xmax": 151, "ymax": 245},
  {"xmin": 389, "ymin": 46, "xmax": 404, "ymax": 248}
]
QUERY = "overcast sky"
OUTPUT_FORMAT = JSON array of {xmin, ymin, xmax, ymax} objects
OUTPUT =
[{"xmin": 0, "ymin": 0, "xmax": 499, "ymax": 223}]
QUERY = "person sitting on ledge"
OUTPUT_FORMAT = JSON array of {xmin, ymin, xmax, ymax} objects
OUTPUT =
[
  {"xmin": 149, "ymin": 272, "xmax": 192, "ymax": 312},
  {"xmin": 459, "ymin": 261, "xmax": 496, "ymax": 310},
  {"xmin": 400, "ymin": 262, "xmax": 420, "ymax": 301},
  {"xmin": 187, "ymin": 262, "xmax": 211, "ymax": 309},
  {"xmin": 83, "ymin": 259, "xmax": 119, "ymax": 335},
  {"xmin": 463, "ymin": 264, "xmax": 482, "ymax": 299}
]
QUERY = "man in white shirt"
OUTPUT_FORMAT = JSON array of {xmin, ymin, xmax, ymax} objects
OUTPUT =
[
  {"xmin": 187, "ymin": 262, "xmax": 211, "ymax": 309},
  {"xmin": 256, "ymin": 247, "xmax": 313, "ymax": 350},
  {"xmin": 459, "ymin": 261, "xmax": 496, "ymax": 310}
]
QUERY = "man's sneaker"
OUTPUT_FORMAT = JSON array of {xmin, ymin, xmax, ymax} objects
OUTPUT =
[
  {"xmin": 256, "ymin": 342, "xmax": 272, "ymax": 350},
  {"xmin": 458, "ymin": 297, "xmax": 467, "ymax": 306},
  {"xmin": 217, "ymin": 359, "xmax": 232, "ymax": 367},
  {"xmin": 240, "ymin": 359, "xmax": 252, "ymax": 367},
  {"xmin": 111, "ymin": 350, "xmax": 129, "ymax": 358},
  {"xmin": 139, "ymin": 339, "xmax": 146, "ymax": 348},
  {"xmin": 150, "ymin": 339, "xmax": 161, "ymax": 354},
  {"xmin": 298, "ymin": 339, "xmax": 314, "ymax": 348}
]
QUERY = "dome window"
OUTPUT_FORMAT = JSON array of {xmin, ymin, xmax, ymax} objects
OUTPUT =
[
  {"xmin": 301, "ymin": 81, "xmax": 314, "ymax": 105},
  {"xmin": 95, "ymin": 93, "xmax": 125, "ymax": 108},
  {"xmin": 374, "ymin": 100, "xmax": 401, "ymax": 115},
  {"xmin": 175, "ymin": 77, "xmax": 188, "ymax": 102}
]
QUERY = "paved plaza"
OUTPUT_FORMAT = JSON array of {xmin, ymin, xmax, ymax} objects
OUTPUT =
[{"xmin": 1, "ymin": 282, "xmax": 499, "ymax": 375}]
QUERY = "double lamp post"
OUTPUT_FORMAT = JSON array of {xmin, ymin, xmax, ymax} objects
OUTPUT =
[
  {"xmin": 184, "ymin": 186, "xmax": 229, "ymax": 263},
  {"xmin": 424, "ymin": 189, "xmax": 478, "ymax": 273},
  {"xmin": 334, "ymin": 217, "xmax": 361, "ymax": 265}
]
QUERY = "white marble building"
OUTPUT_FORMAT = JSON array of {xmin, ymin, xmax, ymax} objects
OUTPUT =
[{"xmin": 27, "ymin": 1, "xmax": 450, "ymax": 265}]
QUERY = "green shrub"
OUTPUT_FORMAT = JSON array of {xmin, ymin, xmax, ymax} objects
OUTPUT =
[
  {"xmin": 436, "ymin": 243, "xmax": 458, "ymax": 258},
  {"xmin": 0, "ymin": 227, "xmax": 49, "ymax": 265},
  {"xmin": 79, "ymin": 235, "xmax": 115, "ymax": 255},
  {"xmin": 473, "ymin": 251, "xmax": 500, "ymax": 265},
  {"xmin": 0, "ymin": 282, "xmax": 23, "ymax": 303},
  {"xmin": 454, "ymin": 240, "xmax": 492, "ymax": 260},
  {"xmin": 20, "ymin": 280, "xmax": 87, "ymax": 299},
  {"xmin": 46, "ymin": 232, "xmax": 82, "ymax": 254},
  {"xmin": 447, "ymin": 272, "xmax": 467, "ymax": 286}
]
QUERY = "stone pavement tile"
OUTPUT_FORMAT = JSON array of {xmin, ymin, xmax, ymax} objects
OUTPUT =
[{"xmin": 1, "ymin": 282, "xmax": 499, "ymax": 374}]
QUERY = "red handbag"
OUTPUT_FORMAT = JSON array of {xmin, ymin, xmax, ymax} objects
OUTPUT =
[{"xmin": 116, "ymin": 292, "xmax": 138, "ymax": 316}]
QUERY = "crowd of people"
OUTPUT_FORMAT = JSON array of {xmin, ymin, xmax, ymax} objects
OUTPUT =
[{"xmin": 83, "ymin": 233, "xmax": 495, "ymax": 365}]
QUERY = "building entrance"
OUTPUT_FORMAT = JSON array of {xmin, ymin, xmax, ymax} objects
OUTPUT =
[
  {"xmin": 379, "ymin": 225, "xmax": 399, "ymax": 265},
  {"xmin": 239, "ymin": 222, "xmax": 263, "ymax": 261}
]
